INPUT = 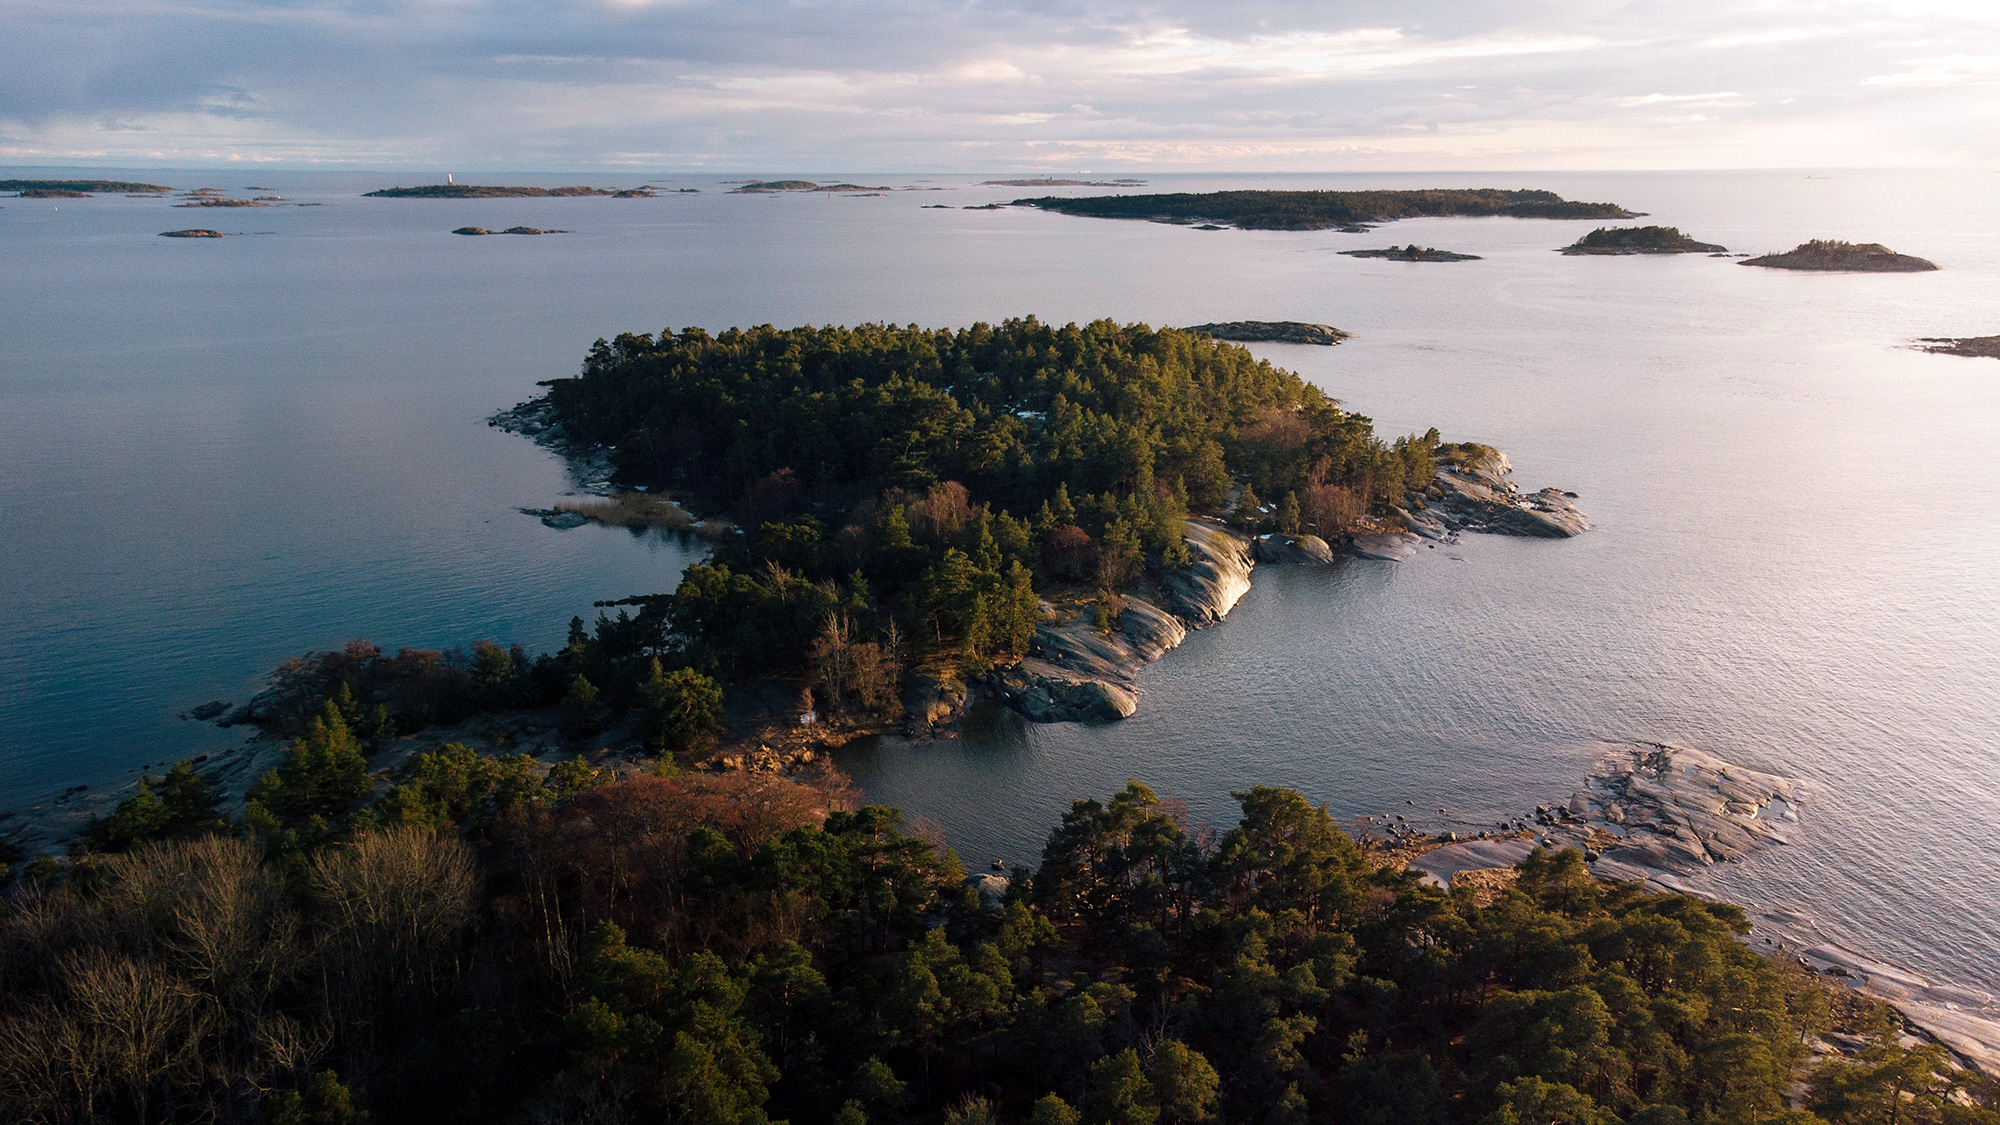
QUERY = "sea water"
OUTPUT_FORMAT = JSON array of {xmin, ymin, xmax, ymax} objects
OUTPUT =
[{"xmin": 3, "ymin": 168, "xmax": 1996, "ymax": 994}]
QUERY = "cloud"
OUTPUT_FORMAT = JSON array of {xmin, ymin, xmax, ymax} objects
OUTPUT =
[
  {"xmin": 0, "ymin": 0, "xmax": 1996, "ymax": 168},
  {"xmin": 1863, "ymin": 54, "xmax": 2000, "ymax": 85}
]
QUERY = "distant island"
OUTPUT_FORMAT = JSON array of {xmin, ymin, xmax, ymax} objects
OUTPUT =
[
  {"xmin": 1011, "ymin": 188, "xmax": 1638, "ymax": 231},
  {"xmin": 159, "ymin": 229, "xmax": 226, "ymax": 238},
  {"xmin": 2, "ymin": 178, "xmax": 173, "ymax": 194},
  {"xmin": 728, "ymin": 180, "xmax": 892, "ymax": 193},
  {"xmin": 452, "ymin": 226, "xmax": 568, "ymax": 236},
  {"xmin": 1183, "ymin": 320, "xmax": 1352, "ymax": 345},
  {"xmin": 981, "ymin": 177, "xmax": 1146, "ymax": 187},
  {"xmin": 1560, "ymin": 226, "xmax": 1727, "ymax": 255},
  {"xmin": 1917, "ymin": 335, "xmax": 2000, "ymax": 359},
  {"xmin": 363, "ymin": 184, "xmax": 654, "ymax": 198},
  {"xmin": 1741, "ymin": 240, "xmax": 1939, "ymax": 272},
  {"xmin": 1340, "ymin": 244, "xmax": 1482, "ymax": 262},
  {"xmin": 176, "ymin": 198, "xmax": 271, "ymax": 208}
]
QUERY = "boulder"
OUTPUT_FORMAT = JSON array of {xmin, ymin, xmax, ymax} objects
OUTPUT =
[
  {"xmin": 1349, "ymin": 532, "xmax": 1421, "ymax": 561},
  {"xmin": 1254, "ymin": 534, "xmax": 1336, "ymax": 565}
]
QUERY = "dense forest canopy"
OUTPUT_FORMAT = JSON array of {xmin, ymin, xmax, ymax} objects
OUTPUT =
[
  {"xmin": 527, "ymin": 318, "xmax": 1441, "ymax": 710},
  {"xmin": 14, "ymin": 770, "xmax": 1978, "ymax": 1125},
  {"xmin": 1007, "ymin": 190, "xmax": 1637, "ymax": 231},
  {"xmin": 2, "ymin": 179, "xmax": 175, "ymax": 193}
]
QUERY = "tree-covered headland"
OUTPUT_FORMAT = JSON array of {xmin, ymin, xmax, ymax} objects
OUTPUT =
[
  {"xmin": 486, "ymin": 318, "xmax": 1448, "ymax": 739},
  {"xmin": 13, "ymin": 769, "xmax": 1987, "ymax": 1125}
]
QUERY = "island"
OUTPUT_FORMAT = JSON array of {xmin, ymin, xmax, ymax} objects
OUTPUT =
[
  {"xmin": 1182, "ymin": 320, "xmax": 1352, "ymax": 345},
  {"xmin": 1340, "ymin": 244, "xmax": 1482, "ymax": 261},
  {"xmin": 1741, "ymin": 240, "xmax": 1939, "ymax": 272},
  {"xmin": 363, "ymin": 184, "xmax": 639, "ymax": 198},
  {"xmin": 159, "ymin": 229, "xmax": 226, "ymax": 238},
  {"xmin": 981, "ymin": 177, "xmax": 1147, "ymax": 187},
  {"xmin": 16, "ymin": 187, "xmax": 91, "ymax": 198},
  {"xmin": 1917, "ymin": 335, "xmax": 2000, "ymax": 359},
  {"xmin": 1, "ymin": 178, "xmax": 174, "ymax": 193},
  {"xmin": 1010, "ymin": 188, "xmax": 1639, "ymax": 231},
  {"xmin": 728, "ymin": 180, "xmax": 893, "ymax": 193},
  {"xmin": 1560, "ymin": 225, "xmax": 1727, "ymax": 255},
  {"xmin": 175, "ymin": 197, "xmax": 270, "ymax": 208},
  {"xmin": 451, "ymin": 226, "xmax": 568, "ymax": 236}
]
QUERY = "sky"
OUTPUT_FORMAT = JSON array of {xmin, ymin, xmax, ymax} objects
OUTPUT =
[{"xmin": 4, "ymin": 0, "xmax": 1998, "ymax": 171}]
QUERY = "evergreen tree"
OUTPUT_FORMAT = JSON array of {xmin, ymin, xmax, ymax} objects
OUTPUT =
[
  {"xmin": 639, "ymin": 661, "xmax": 725, "ymax": 756},
  {"xmin": 561, "ymin": 674, "xmax": 601, "ymax": 739}
]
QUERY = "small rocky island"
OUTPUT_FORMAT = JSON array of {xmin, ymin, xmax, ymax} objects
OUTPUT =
[
  {"xmin": 1917, "ymin": 335, "xmax": 2000, "ymax": 359},
  {"xmin": 1182, "ymin": 321, "xmax": 1351, "ymax": 345},
  {"xmin": 452, "ymin": 226, "xmax": 568, "ymax": 236},
  {"xmin": 159, "ymin": 229, "xmax": 226, "ymax": 238},
  {"xmin": 1561, "ymin": 225, "xmax": 1726, "ymax": 255},
  {"xmin": 728, "ymin": 180, "xmax": 891, "ymax": 193},
  {"xmin": 1340, "ymin": 245, "xmax": 1481, "ymax": 261},
  {"xmin": 1742, "ymin": 240, "xmax": 1938, "ymax": 272},
  {"xmin": 17, "ymin": 187, "xmax": 91, "ymax": 198}
]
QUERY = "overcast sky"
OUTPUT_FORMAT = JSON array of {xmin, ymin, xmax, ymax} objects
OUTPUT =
[{"xmin": 4, "ymin": 0, "xmax": 1997, "ymax": 171}]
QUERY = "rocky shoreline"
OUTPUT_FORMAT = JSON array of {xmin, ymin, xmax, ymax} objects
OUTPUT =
[
  {"xmin": 1181, "ymin": 321, "xmax": 1351, "ymax": 345},
  {"xmin": 1392, "ymin": 741, "xmax": 2000, "ymax": 1073},
  {"xmin": 988, "ymin": 451, "xmax": 1588, "ymax": 726},
  {"xmin": 1917, "ymin": 335, "xmax": 2000, "ymax": 359}
]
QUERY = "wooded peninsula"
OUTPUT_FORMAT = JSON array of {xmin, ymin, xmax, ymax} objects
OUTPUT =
[{"xmin": 1009, "ymin": 190, "xmax": 1638, "ymax": 231}]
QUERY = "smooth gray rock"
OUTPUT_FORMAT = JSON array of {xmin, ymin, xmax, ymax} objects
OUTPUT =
[
  {"xmin": 1254, "ymin": 534, "xmax": 1336, "ymax": 565},
  {"xmin": 995, "ymin": 521, "xmax": 1249, "ymax": 725},
  {"xmin": 1350, "ymin": 532, "xmax": 1421, "ymax": 561}
]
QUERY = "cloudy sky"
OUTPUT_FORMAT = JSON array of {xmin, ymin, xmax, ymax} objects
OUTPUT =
[{"xmin": 4, "ymin": 0, "xmax": 1998, "ymax": 171}]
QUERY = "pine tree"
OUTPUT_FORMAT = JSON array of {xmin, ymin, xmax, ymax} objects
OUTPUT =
[
  {"xmin": 561, "ymin": 674, "xmax": 601, "ymax": 738},
  {"xmin": 1277, "ymin": 491, "xmax": 1302, "ymax": 536}
]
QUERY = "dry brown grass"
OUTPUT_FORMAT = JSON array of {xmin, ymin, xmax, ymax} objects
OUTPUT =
[{"xmin": 553, "ymin": 492, "xmax": 693, "ymax": 530}]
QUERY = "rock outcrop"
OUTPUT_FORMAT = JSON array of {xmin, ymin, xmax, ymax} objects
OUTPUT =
[
  {"xmin": 1407, "ymin": 741, "xmax": 1810, "ymax": 889},
  {"xmin": 160, "ymin": 229, "xmax": 225, "ymax": 238},
  {"xmin": 1741, "ymin": 240, "xmax": 1938, "ymax": 272},
  {"xmin": 1417, "ymin": 448, "xmax": 1589, "ymax": 538},
  {"xmin": 1340, "ymin": 245, "xmax": 1481, "ymax": 261},
  {"xmin": 1182, "ymin": 322, "xmax": 1351, "ymax": 346},
  {"xmin": 1917, "ymin": 335, "xmax": 2000, "ymax": 359},
  {"xmin": 1253, "ymin": 534, "xmax": 1335, "ymax": 565},
  {"xmin": 991, "ymin": 521, "xmax": 1248, "ymax": 723},
  {"xmin": 1404, "ymin": 743, "xmax": 2000, "ymax": 1074}
]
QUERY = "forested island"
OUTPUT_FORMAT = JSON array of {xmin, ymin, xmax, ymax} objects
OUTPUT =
[
  {"xmin": 1340, "ymin": 246, "xmax": 1482, "ymax": 262},
  {"xmin": 2, "ymin": 178, "xmax": 173, "ymax": 194},
  {"xmin": 731, "ymin": 181, "xmax": 893, "ymax": 193},
  {"xmin": 365, "ymin": 184, "xmax": 656, "ymax": 198},
  {"xmin": 1010, "ymin": 189, "xmax": 1637, "ymax": 231},
  {"xmin": 1741, "ymin": 241, "xmax": 1939, "ymax": 272},
  {"xmin": 1560, "ymin": 227, "xmax": 1727, "ymax": 255}
]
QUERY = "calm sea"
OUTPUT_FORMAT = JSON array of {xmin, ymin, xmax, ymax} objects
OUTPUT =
[{"xmin": 4, "ymin": 168, "xmax": 1996, "ymax": 994}]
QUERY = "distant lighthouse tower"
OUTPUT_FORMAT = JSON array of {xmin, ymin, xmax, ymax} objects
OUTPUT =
[{"xmin": 447, "ymin": 173, "xmax": 454, "ymax": 185}]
